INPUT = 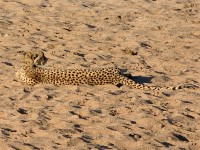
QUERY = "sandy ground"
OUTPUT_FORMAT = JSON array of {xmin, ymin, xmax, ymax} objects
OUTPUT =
[{"xmin": 0, "ymin": 0, "xmax": 200, "ymax": 149}]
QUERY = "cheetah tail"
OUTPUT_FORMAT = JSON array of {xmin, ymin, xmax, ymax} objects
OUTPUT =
[
  {"xmin": 165, "ymin": 84, "xmax": 199, "ymax": 90},
  {"xmin": 116, "ymin": 75, "xmax": 198, "ymax": 91}
]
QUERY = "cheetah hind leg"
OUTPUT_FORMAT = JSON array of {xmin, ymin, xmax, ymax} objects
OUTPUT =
[
  {"xmin": 114, "ymin": 74, "xmax": 157, "ymax": 90},
  {"xmin": 112, "ymin": 75, "xmax": 162, "ymax": 96}
]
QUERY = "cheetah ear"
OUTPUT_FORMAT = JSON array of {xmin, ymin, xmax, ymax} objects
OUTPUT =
[{"xmin": 21, "ymin": 51, "xmax": 26, "ymax": 56}]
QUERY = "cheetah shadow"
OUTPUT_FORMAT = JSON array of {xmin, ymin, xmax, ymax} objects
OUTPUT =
[
  {"xmin": 130, "ymin": 75, "xmax": 154, "ymax": 84},
  {"xmin": 120, "ymin": 69, "xmax": 154, "ymax": 84}
]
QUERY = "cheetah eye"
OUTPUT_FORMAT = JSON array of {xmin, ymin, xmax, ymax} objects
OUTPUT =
[{"xmin": 32, "ymin": 54, "xmax": 38, "ymax": 59}]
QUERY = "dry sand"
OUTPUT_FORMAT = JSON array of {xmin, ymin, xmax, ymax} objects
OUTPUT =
[{"xmin": 0, "ymin": 0, "xmax": 200, "ymax": 149}]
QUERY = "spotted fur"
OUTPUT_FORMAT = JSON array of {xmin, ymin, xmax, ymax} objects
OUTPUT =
[{"xmin": 16, "ymin": 50, "xmax": 197, "ymax": 90}]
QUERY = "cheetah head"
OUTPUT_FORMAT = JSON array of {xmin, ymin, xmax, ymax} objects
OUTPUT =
[{"xmin": 22, "ymin": 50, "xmax": 48, "ymax": 66}]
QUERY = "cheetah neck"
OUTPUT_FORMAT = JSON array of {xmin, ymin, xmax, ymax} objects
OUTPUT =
[{"xmin": 22, "ymin": 60, "xmax": 38, "ymax": 78}]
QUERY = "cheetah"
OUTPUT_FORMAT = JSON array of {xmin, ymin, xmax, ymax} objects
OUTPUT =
[{"xmin": 16, "ymin": 50, "xmax": 197, "ymax": 91}]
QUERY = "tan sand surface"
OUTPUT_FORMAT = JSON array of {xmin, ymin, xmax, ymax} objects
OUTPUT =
[{"xmin": 0, "ymin": 0, "xmax": 200, "ymax": 149}]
